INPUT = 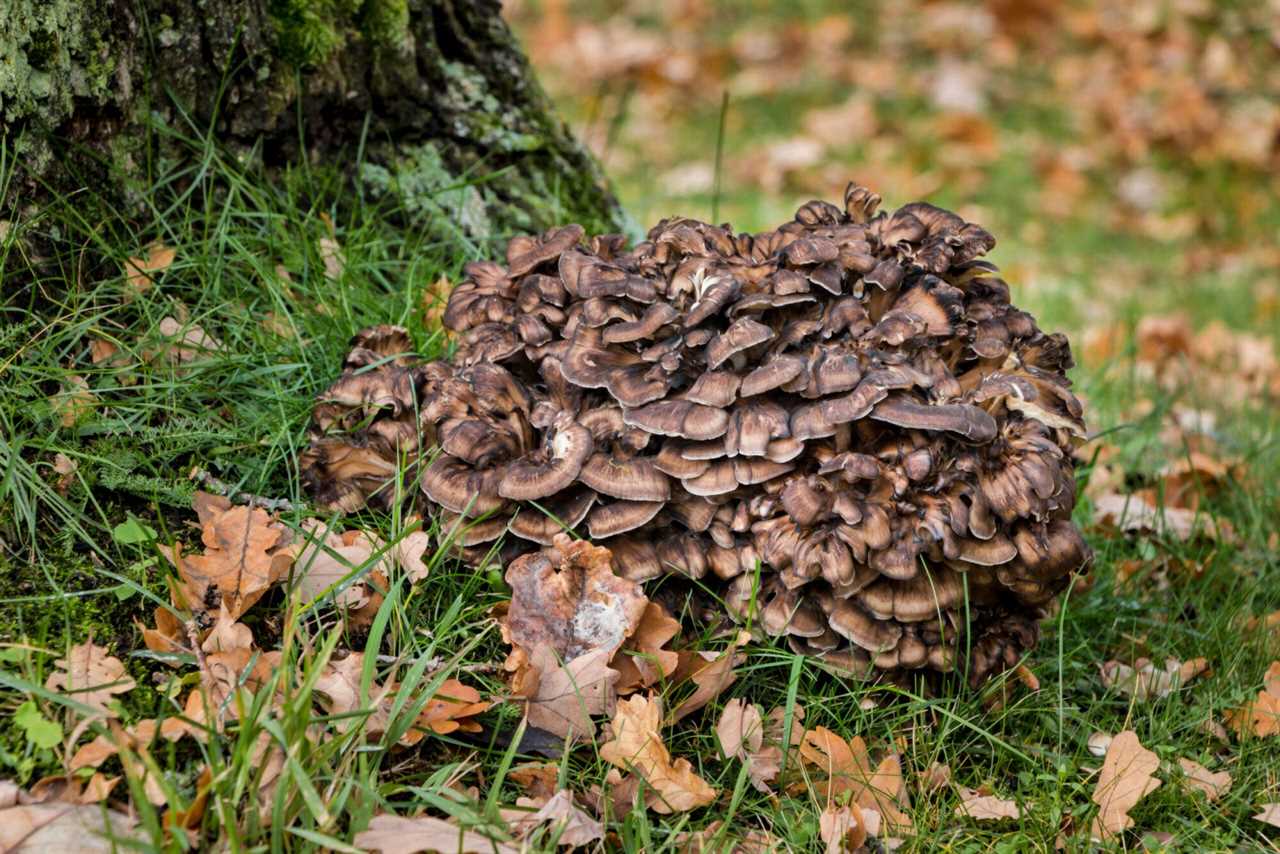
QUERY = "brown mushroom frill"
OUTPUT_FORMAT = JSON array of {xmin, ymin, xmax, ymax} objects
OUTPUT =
[{"xmin": 300, "ymin": 184, "xmax": 1092, "ymax": 686}]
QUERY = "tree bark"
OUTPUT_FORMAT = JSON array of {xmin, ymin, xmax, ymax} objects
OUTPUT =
[{"xmin": 1, "ymin": 0, "xmax": 629, "ymax": 238}]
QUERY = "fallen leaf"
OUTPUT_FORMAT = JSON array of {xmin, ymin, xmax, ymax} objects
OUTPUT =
[
  {"xmin": 292, "ymin": 523, "xmax": 386, "ymax": 612},
  {"xmin": 1099, "ymin": 657, "xmax": 1210, "ymax": 700},
  {"xmin": 508, "ymin": 763, "xmax": 560, "ymax": 802},
  {"xmin": 318, "ymin": 236, "xmax": 345, "ymax": 281},
  {"xmin": 797, "ymin": 725, "xmax": 872, "ymax": 801},
  {"xmin": 0, "ymin": 801, "xmax": 140, "ymax": 852},
  {"xmin": 670, "ymin": 633, "xmax": 747, "ymax": 723},
  {"xmin": 51, "ymin": 454, "xmax": 77, "ymax": 494},
  {"xmin": 354, "ymin": 814, "xmax": 519, "ymax": 854},
  {"xmin": 1255, "ymin": 804, "xmax": 1280, "ymax": 827},
  {"xmin": 417, "ymin": 678, "xmax": 490, "ymax": 735},
  {"xmin": 819, "ymin": 803, "xmax": 868, "ymax": 853},
  {"xmin": 599, "ymin": 694, "xmax": 717, "ymax": 814},
  {"xmin": 1091, "ymin": 730, "xmax": 1162, "ymax": 841},
  {"xmin": 176, "ymin": 500, "xmax": 294, "ymax": 620},
  {"xmin": 524, "ymin": 645, "xmax": 619, "ymax": 741},
  {"xmin": 392, "ymin": 530, "xmax": 432, "ymax": 582},
  {"xmin": 955, "ymin": 788, "xmax": 1020, "ymax": 820},
  {"xmin": 1224, "ymin": 660, "xmax": 1280, "ymax": 737},
  {"xmin": 124, "ymin": 242, "xmax": 176, "ymax": 298},
  {"xmin": 313, "ymin": 653, "xmax": 393, "ymax": 737},
  {"xmin": 156, "ymin": 316, "xmax": 222, "ymax": 364},
  {"xmin": 137, "ymin": 606, "xmax": 186, "ymax": 659},
  {"xmin": 715, "ymin": 698, "xmax": 778, "ymax": 793},
  {"xmin": 49, "ymin": 376, "xmax": 96, "ymax": 427},
  {"xmin": 513, "ymin": 789, "xmax": 604, "ymax": 847},
  {"xmin": 199, "ymin": 603, "xmax": 253, "ymax": 653},
  {"xmin": 1177, "ymin": 758, "xmax": 1231, "ymax": 801},
  {"xmin": 919, "ymin": 762, "xmax": 951, "ymax": 792},
  {"xmin": 1094, "ymin": 493, "xmax": 1234, "ymax": 543},
  {"xmin": 611, "ymin": 601, "xmax": 680, "ymax": 694},
  {"xmin": 505, "ymin": 535, "xmax": 648, "ymax": 662},
  {"xmin": 45, "ymin": 642, "xmax": 135, "ymax": 717}
]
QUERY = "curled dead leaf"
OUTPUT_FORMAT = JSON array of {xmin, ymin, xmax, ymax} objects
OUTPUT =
[
  {"xmin": 45, "ymin": 641, "xmax": 135, "ymax": 718},
  {"xmin": 1090, "ymin": 730, "xmax": 1161, "ymax": 841},
  {"xmin": 599, "ymin": 694, "xmax": 717, "ymax": 814}
]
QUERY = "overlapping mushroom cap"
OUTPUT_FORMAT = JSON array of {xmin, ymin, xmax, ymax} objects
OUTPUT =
[{"xmin": 301, "ymin": 184, "xmax": 1091, "ymax": 686}]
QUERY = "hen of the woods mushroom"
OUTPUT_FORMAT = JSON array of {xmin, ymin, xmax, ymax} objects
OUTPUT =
[{"xmin": 300, "ymin": 183, "xmax": 1091, "ymax": 686}]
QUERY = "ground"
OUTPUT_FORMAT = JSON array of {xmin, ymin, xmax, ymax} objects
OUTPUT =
[{"xmin": 2, "ymin": 0, "xmax": 1279, "ymax": 851}]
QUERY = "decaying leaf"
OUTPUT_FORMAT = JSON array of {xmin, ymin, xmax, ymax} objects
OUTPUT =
[
  {"xmin": 0, "ymin": 801, "xmax": 140, "ymax": 852},
  {"xmin": 599, "ymin": 694, "xmax": 717, "ymax": 814},
  {"xmin": 1177, "ymin": 758, "xmax": 1231, "ymax": 802},
  {"xmin": 955, "ymin": 788, "xmax": 1020, "ymax": 820},
  {"xmin": 1090, "ymin": 730, "xmax": 1162, "ymax": 841},
  {"xmin": 715, "ymin": 698, "xmax": 779, "ymax": 793},
  {"xmin": 1099, "ymin": 657, "xmax": 1210, "ymax": 700},
  {"xmin": 156, "ymin": 316, "xmax": 222, "ymax": 364},
  {"xmin": 611, "ymin": 601, "xmax": 681, "ymax": 694},
  {"xmin": 392, "ymin": 529, "xmax": 432, "ymax": 582},
  {"xmin": 417, "ymin": 678, "xmax": 490, "ymax": 735},
  {"xmin": 524, "ymin": 645, "xmax": 619, "ymax": 741},
  {"xmin": 1224, "ymin": 661, "xmax": 1280, "ymax": 737},
  {"xmin": 919, "ymin": 762, "xmax": 951, "ymax": 792},
  {"xmin": 794, "ymin": 726, "xmax": 912, "ymax": 834},
  {"xmin": 124, "ymin": 242, "xmax": 176, "ymax": 298},
  {"xmin": 1094, "ymin": 493, "xmax": 1234, "ymax": 543},
  {"xmin": 513, "ymin": 790, "xmax": 604, "ymax": 847},
  {"xmin": 49, "ymin": 376, "xmax": 97, "ymax": 428},
  {"xmin": 292, "ymin": 523, "xmax": 389, "ymax": 612},
  {"xmin": 173, "ymin": 498, "xmax": 294, "ymax": 620},
  {"xmin": 670, "ymin": 633, "xmax": 748, "ymax": 723},
  {"xmin": 508, "ymin": 763, "xmax": 560, "ymax": 802},
  {"xmin": 1255, "ymin": 804, "xmax": 1280, "ymax": 828},
  {"xmin": 354, "ymin": 814, "xmax": 518, "ymax": 854},
  {"xmin": 505, "ymin": 535, "xmax": 648, "ymax": 662},
  {"xmin": 819, "ymin": 803, "xmax": 868, "ymax": 853},
  {"xmin": 45, "ymin": 642, "xmax": 135, "ymax": 717}
]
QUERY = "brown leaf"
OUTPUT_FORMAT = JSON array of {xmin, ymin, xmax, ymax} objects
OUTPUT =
[
  {"xmin": 715, "ymin": 698, "xmax": 778, "ymax": 793},
  {"xmin": 506, "ymin": 535, "xmax": 648, "ymax": 662},
  {"xmin": 0, "ymin": 801, "xmax": 140, "ymax": 852},
  {"xmin": 670, "ymin": 633, "xmax": 747, "ymax": 723},
  {"xmin": 599, "ymin": 694, "xmax": 717, "ymax": 814},
  {"xmin": 417, "ymin": 678, "xmax": 490, "ymax": 735},
  {"xmin": 392, "ymin": 530, "xmax": 432, "ymax": 583},
  {"xmin": 177, "ymin": 502, "xmax": 293, "ymax": 620},
  {"xmin": 354, "ymin": 814, "xmax": 519, "ymax": 854},
  {"xmin": 199, "ymin": 603, "xmax": 254, "ymax": 653},
  {"xmin": 137, "ymin": 606, "xmax": 186, "ymax": 659},
  {"xmin": 1255, "ymin": 804, "xmax": 1280, "ymax": 827},
  {"xmin": 512, "ymin": 789, "xmax": 604, "ymax": 847},
  {"xmin": 1099, "ymin": 657, "xmax": 1210, "ymax": 700},
  {"xmin": 611, "ymin": 601, "xmax": 681, "ymax": 694},
  {"xmin": 292, "ymin": 523, "xmax": 386, "ymax": 612},
  {"xmin": 919, "ymin": 762, "xmax": 951, "ymax": 792},
  {"xmin": 318, "ymin": 236, "xmax": 345, "ymax": 282},
  {"xmin": 524, "ymin": 645, "xmax": 619, "ymax": 742},
  {"xmin": 819, "ymin": 803, "xmax": 868, "ymax": 853},
  {"xmin": 1090, "ymin": 730, "xmax": 1162, "ymax": 841},
  {"xmin": 955, "ymin": 788, "xmax": 1021, "ymax": 820},
  {"xmin": 49, "ymin": 376, "xmax": 96, "ymax": 427},
  {"xmin": 156, "ymin": 316, "xmax": 222, "ymax": 364},
  {"xmin": 313, "ymin": 653, "xmax": 393, "ymax": 737},
  {"xmin": 1094, "ymin": 493, "xmax": 1234, "ymax": 543},
  {"xmin": 123, "ymin": 242, "xmax": 176, "ymax": 299},
  {"xmin": 797, "ymin": 725, "xmax": 872, "ymax": 801},
  {"xmin": 508, "ymin": 763, "xmax": 560, "ymax": 802},
  {"xmin": 45, "ymin": 641, "xmax": 135, "ymax": 717},
  {"xmin": 1224, "ymin": 660, "xmax": 1280, "ymax": 737},
  {"xmin": 1177, "ymin": 758, "xmax": 1231, "ymax": 801}
]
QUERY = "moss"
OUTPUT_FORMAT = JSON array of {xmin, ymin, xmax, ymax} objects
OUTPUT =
[
  {"xmin": 0, "ymin": 0, "xmax": 114, "ymax": 125},
  {"xmin": 268, "ymin": 0, "xmax": 411, "ymax": 66},
  {"xmin": 359, "ymin": 142, "xmax": 493, "ymax": 239}
]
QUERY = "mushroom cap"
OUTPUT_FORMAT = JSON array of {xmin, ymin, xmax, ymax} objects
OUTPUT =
[
  {"xmin": 588, "ymin": 499, "xmax": 665, "ymax": 539},
  {"xmin": 498, "ymin": 421, "xmax": 594, "ymax": 501},
  {"xmin": 508, "ymin": 487, "xmax": 597, "ymax": 545},
  {"xmin": 578, "ymin": 453, "xmax": 671, "ymax": 501}
]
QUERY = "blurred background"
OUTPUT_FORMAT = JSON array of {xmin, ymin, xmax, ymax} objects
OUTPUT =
[{"xmin": 504, "ymin": 0, "xmax": 1280, "ymax": 364}]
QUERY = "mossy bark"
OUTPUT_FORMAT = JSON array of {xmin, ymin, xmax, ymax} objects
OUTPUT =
[{"xmin": 0, "ymin": 0, "xmax": 628, "ymax": 238}]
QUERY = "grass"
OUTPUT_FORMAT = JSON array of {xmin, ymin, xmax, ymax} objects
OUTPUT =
[{"xmin": 3, "ymin": 50, "xmax": 1280, "ymax": 854}]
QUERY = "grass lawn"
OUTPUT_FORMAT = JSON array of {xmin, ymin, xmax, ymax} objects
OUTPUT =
[{"xmin": 3, "ymin": 3, "xmax": 1280, "ymax": 851}]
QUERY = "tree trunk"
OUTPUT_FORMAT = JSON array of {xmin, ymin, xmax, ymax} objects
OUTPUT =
[{"xmin": 1, "ymin": 0, "xmax": 629, "ymax": 238}]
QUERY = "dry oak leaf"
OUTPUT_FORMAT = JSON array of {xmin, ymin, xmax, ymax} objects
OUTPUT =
[
  {"xmin": 45, "ymin": 641, "xmax": 135, "ymax": 717},
  {"xmin": 200, "ymin": 603, "xmax": 254, "ymax": 654},
  {"xmin": 292, "ymin": 523, "xmax": 388, "ymax": 612},
  {"xmin": 177, "ymin": 501, "xmax": 293, "ymax": 620},
  {"xmin": 955, "ymin": 788, "xmax": 1021, "ymax": 821},
  {"xmin": 513, "ymin": 789, "xmax": 604, "ymax": 848},
  {"xmin": 0, "ymin": 801, "xmax": 140, "ymax": 852},
  {"xmin": 417, "ymin": 678, "xmax": 490, "ymax": 735},
  {"xmin": 524, "ymin": 644, "xmax": 619, "ymax": 742},
  {"xmin": 156, "ymin": 316, "xmax": 222, "ymax": 364},
  {"xmin": 313, "ymin": 652, "xmax": 394, "ymax": 738},
  {"xmin": 69, "ymin": 719, "xmax": 158, "ymax": 772},
  {"xmin": 137, "ymin": 605, "xmax": 186, "ymax": 659},
  {"xmin": 1177, "ymin": 758, "xmax": 1231, "ymax": 802},
  {"xmin": 393, "ymin": 529, "xmax": 433, "ymax": 583},
  {"xmin": 1090, "ymin": 730, "xmax": 1162, "ymax": 841},
  {"xmin": 163, "ymin": 649, "xmax": 281, "ymax": 741},
  {"xmin": 599, "ymin": 694, "xmax": 717, "ymax": 814},
  {"xmin": 611, "ymin": 601, "xmax": 681, "ymax": 695},
  {"xmin": 1224, "ymin": 660, "xmax": 1280, "ymax": 737},
  {"xmin": 49, "ymin": 376, "xmax": 97, "ymax": 428},
  {"xmin": 505, "ymin": 534, "xmax": 648, "ymax": 662},
  {"xmin": 669, "ymin": 632, "xmax": 748, "ymax": 723},
  {"xmin": 819, "ymin": 803, "xmax": 869, "ymax": 853},
  {"xmin": 1099, "ymin": 657, "xmax": 1210, "ymax": 700},
  {"xmin": 1094, "ymin": 493, "xmax": 1234, "ymax": 543},
  {"xmin": 919, "ymin": 762, "xmax": 951, "ymax": 792},
  {"xmin": 1255, "ymin": 804, "xmax": 1280, "ymax": 828},
  {"xmin": 508, "ymin": 763, "xmax": 560, "ymax": 802},
  {"xmin": 124, "ymin": 242, "xmax": 176, "ymax": 297},
  {"xmin": 795, "ymin": 728, "xmax": 912, "ymax": 834},
  {"xmin": 715, "ymin": 698, "xmax": 779, "ymax": 793},
  {"xmin": 355, "ymin": 814, "xmax": 519, "ymax": 854}
]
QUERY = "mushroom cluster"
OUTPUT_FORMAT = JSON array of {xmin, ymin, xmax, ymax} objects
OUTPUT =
[{"xmin": 299, "ymin": 183, "xmax": 1091, "ymax": 685}]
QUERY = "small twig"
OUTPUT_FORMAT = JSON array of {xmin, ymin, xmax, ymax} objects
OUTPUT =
[{"xmin": 189, "ymin": 467, "xmax": 297, "ymax": 512}]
